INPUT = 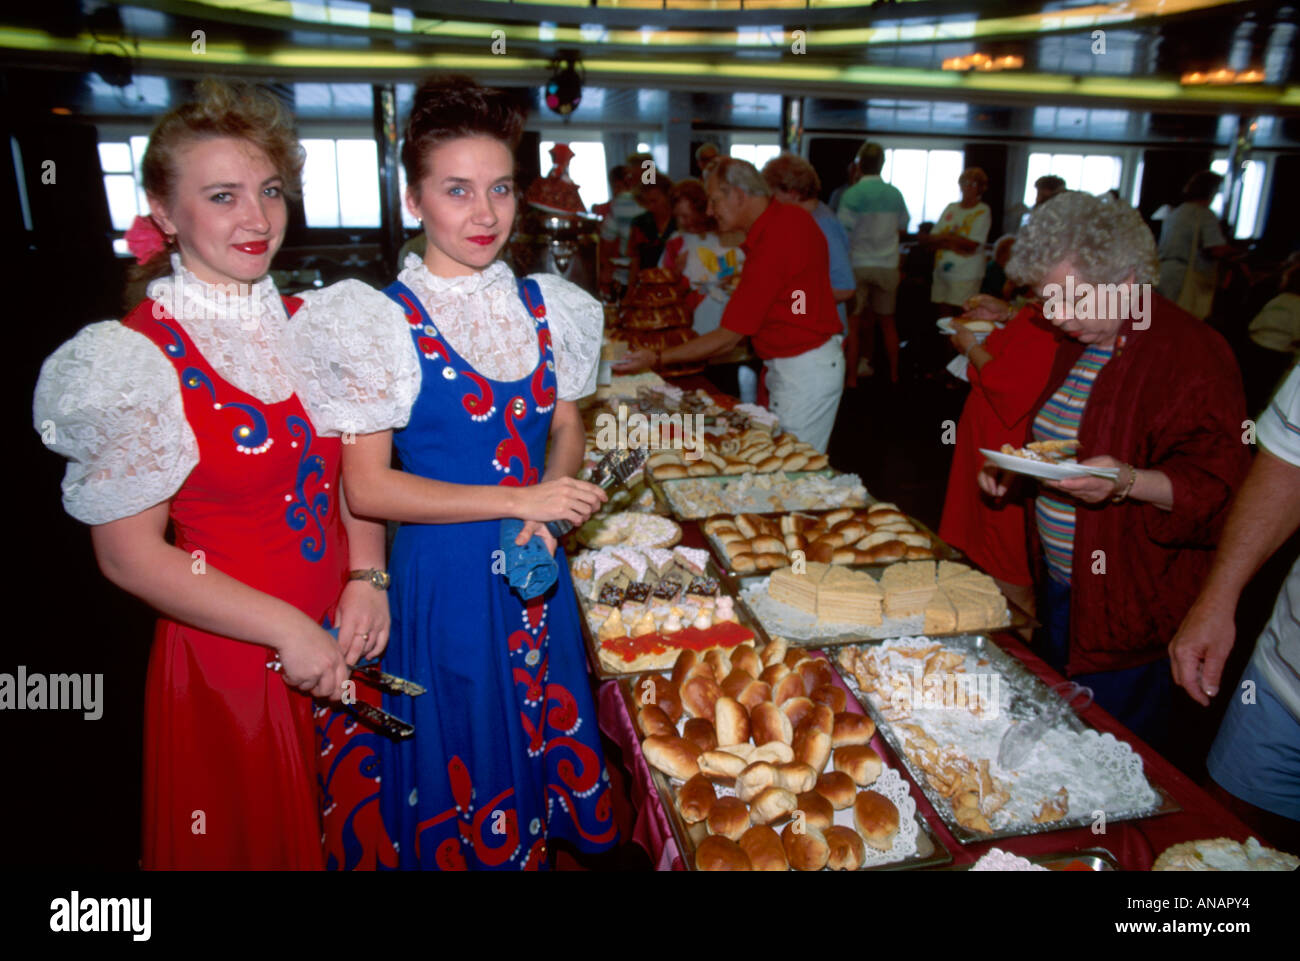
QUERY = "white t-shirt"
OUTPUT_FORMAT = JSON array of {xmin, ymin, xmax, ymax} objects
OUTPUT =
[
  {"xmin": 1253, "ymin": 364, "xmax": 1300, "ymax": 719},
  {"xmin": 932, "ymin": 201, "xmax": 991, "ymax": 281}
]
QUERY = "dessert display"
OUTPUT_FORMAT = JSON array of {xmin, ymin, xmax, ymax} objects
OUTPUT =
[
  {"xmin": 524, "ymin": 142, "xmax": 586, "ymax": 215},
  {"xmin": 702, "ymin": 504, "xmax": 944, "ymax": 572},
  {"xmin": 836, "ymin": 637, "xmax": 1163, "ymax": 841},
  {"xmin": 580, "ymin": 511, "xmax": 681, "ymax": 549},
  {"xmin": 1152, "ymin": 837, "xmax": 1299, "ymax": 871},
  {"xmin": 659, "ymin": 470, "xmax": 869, "ymax": 520},
  {"xmin": 572, "ymin": 545, "xmax": 757, "ymax": 673},
  {"xmin": 608, "ymin": 268, "xmax": 702, "ymax": 377},
  {"xmin": 632, "ymin": 641, "xmax": 925, "ymax": 870},
  {"xmin": 740, "ymin": 561, "xmax": 1010, "ymax": 643},
  {"xmin": 646, "ymin": 428, "xmax": 825, "ymax": 480}
]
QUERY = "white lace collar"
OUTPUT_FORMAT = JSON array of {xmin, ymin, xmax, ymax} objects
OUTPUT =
[
  {"xmin": 399, "ymin": 253, "xmax": 515, "ymax": 299},
  {"xmin": 144, "ymin": 253, "xmax": 295, "ymax": 405}
]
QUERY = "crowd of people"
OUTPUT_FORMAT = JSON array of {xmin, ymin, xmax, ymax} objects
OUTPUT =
[{"xmin": 33, "ymin": 74, "xmax": 1298, "ymax": 869}]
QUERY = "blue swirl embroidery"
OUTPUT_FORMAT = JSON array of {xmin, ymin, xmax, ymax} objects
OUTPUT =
[
  {"xmin": 180, "ymin": 367, "xmax": 273, "ymax": 454},
  {"xmin": 149, "ymin": 316, "xmax": 187, "ymax": 358},
  {"xmin": 285, "ymin": 415, "xmax": 330, "ymax": 562}
]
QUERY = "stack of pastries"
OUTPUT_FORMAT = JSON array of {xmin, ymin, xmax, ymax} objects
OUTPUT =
[
  {"xmin": 634, "ymin": 636, "xmax": 902, "ymax": 870},
  {"xmin": 647, "ymin": 430, "xmax": 827, "ymax": 480},
  {"xmin": 704, "ymin": 504, "xmax": 937, "ymax": 571}
]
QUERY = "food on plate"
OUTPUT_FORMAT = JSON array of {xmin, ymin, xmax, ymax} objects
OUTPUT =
[
  {"xmin": 584, "ymin": 511, "xmax": 682, "ymax": 549},
  {"xmin": 738, "ymin": 825, "xmax": 788, "ymax": 871},
  {"xmin": 853, "ymin": 790, "xmax": 900, "ymax": 851},
  {"xmin": 781, "ymin": 822, "xmax": 830, "ymax": 871},
  {"xmin": 706, "ymin": 796, "xmax": 752, "ymax": 841},
  {"xmin": 998, "ymin": 439, "xmax": 1079, "ymax": 464},
  {"xmin": 1152, "ymin": 837, "xmax": 1300, "ymax": 872},
  {"xmin": 970, "ymin": 848, "xmax": 1049, "ymax": 871},
  {"xmin": 677, "ymin": 773, "xmax": 716, "ymax": 824}
]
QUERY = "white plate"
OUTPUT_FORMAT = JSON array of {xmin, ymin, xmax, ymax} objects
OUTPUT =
[
  {"xmin": 937, "ymin": 317, "xmax": 999, "ymax": 342},
  {"xmin": 979, "ymin": 448, "xmax": 1121, "ymax": 481}
]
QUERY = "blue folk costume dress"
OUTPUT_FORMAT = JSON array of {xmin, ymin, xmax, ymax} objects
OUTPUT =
[{"xmin": 290, "ymin": 256, "xmax": 616, "ymax": 870}]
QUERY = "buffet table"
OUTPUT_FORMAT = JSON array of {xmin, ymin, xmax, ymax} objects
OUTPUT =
[{"xmin": 580, "ymin": 373, "xmax": 1258, "ymax": 871}]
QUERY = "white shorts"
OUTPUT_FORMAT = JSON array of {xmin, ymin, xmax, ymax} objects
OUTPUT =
[
  {"xmin": 931, "ymin": 270, "xmax": 980, "ymax": 309},
  {"xmin": 764, "ymin": 336, "xmax": 844, "ymax": 454}
]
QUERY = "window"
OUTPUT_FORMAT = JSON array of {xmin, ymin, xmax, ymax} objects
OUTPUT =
[
  {"xmin": 1023, "ymin": 151, "xmax": 1123, "ymax": 209},
  {"xmin": 98, "ymin": 136, "xmax": 150, "ymax": 254},
  {"xmin": 878, "ymin": 148, "xmax": 964, "ymax": 233},
  {"xmin": 1210, "ymin": 157, "xmax": 1268, "ymax": 239},
  {"xmin": 301, "ymin": 138, "xmax": 381, "ymax": 227},
  {"xmin": 729, "ymin": 143, "xmax": 781, "ymax": 172},
  {"xmin": 539, "ymin": 140, "xmax": 609, "ymax": 208}
]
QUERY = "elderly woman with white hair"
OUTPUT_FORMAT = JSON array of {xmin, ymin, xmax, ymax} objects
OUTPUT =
[{"xmin": 979, "ymin": 191, "xmax": 1249, "ymax": 749}]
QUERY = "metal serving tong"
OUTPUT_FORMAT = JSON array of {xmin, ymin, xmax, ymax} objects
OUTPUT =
[
  {"xmin": 997, "ymin": 681, "xmax": 1094, "ymax": 771},
  {"xmin": 546, "ymin": 446, "xmax": 649, "ymax": 540},
  {"xmin": 265, "ymin": 627, "xmax": 423, "ymax": 740}
]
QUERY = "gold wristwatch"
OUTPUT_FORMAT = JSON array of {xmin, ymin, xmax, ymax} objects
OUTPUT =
[{"xmin": 349, "ymin": 568, "xmax": 391, "ymax": 590}]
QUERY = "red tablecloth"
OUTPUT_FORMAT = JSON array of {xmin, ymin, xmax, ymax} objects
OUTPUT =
[{"xmin": 596, "ymin": 634, "xmax": 1255, "ymax": 871}]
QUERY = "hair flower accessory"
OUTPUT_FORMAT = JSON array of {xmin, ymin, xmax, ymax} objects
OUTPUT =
[{"xmin": 126, "ymin": 215, "xmax": 168, "ymax": 264}]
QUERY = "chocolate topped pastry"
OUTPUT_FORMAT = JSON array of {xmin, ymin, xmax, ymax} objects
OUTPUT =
[
  {"xmin": 597, "ymin": 583, "xmax": 626, "ymax": 607},
  {"xmin": 652, "ymin": 576, "xmax": 683, "ymax": 601},
  {"xmin": 686, "ymin": 576, "xmax": 720, "ymax": 599},
  {"xmin": 624, "ymin": 581, "xmax": 653, "ymax": 604}
]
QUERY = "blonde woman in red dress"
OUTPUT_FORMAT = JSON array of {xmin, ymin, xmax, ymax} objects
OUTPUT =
[{"xmin": 33, "ymin": 80, "xmax": 390, "ymax": 869}]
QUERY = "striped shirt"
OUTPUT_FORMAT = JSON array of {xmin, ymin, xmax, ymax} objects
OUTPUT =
[{"xmin": 1034, "ymin": 343, "xmax": 1116, "ymax": 585}]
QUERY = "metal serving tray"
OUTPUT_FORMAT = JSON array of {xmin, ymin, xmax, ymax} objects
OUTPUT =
[
  {"xmin": 615, "ymin": 675, "xmax": 953, "ymax": 872},
  {"xmin": 938, "ymin": 847, "xmax": 1120, "ymax": 871},
  {"xmin": 832, "ymin": 634, "xmax": 1179, "ymax": 845}
]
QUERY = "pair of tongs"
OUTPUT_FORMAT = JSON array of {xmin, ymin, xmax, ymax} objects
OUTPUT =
[
  {"xmin": 997, "ymin": 681, "xmax": 1093, "ymax": 771},
  {"xmin": 545, "ymin": 446, "xmax": 649, "ymax": 539},
  {"xmin": 266, "ymin": 626, "xmax": 423, "ymax": 739}
]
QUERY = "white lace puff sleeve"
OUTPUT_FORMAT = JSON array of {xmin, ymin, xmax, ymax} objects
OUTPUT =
[
  {"xmin": 33, "ymin": 321, "xmax": 199, "ymax": 525},
  {"xmin": 530, "ymin": 273, "xmax": 603, "ymax": 401},
  {"xmin": 287, "ymin": 279, "xmax": 422, "ymax": 436}
]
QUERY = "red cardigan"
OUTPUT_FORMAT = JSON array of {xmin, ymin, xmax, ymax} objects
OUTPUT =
[{"xmin": 1025, "ymin": 295, "xmax": 1250, "ymax": 674}]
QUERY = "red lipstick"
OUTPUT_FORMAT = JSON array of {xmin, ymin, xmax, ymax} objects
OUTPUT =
[
  {"xmin": 467, "ymin": 235, "xmax": 496, "ymax": 246},
  {"xmin": 234, "ymin": 241, "xmax": 269, "ymax": 255}
]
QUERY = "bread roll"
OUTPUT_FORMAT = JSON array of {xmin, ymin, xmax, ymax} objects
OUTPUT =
[
  {"xmin": 671, "ymin": 649, "xmax": 700, "ymax": 691},
  {"xmin": 642, "ymin": 735, "xmax": 703, "ymax": 780},
  {"xmin": 804, "ymin": 453, "xmax": 829, "ymax": 470},
  {"xmin": 823, "ymin": 508, "xmax": 855, "ymax": 527},
  {"xmin": 751, "ymin": 702, "xmax": 794, "ymax": 745},
  {"xmin": 797, "ymin": 657, "xmax": 836, "ymax": 694},
  {"xmin": 824, "ymin": 824, "xmax": 867, "ymax": 870},
  {"xmin": 738, "ymin": 825, "xmax": 788, "ymax": 872},
  {"xmin": 731, "ymin": 645, "xmax": 762, "ymax": 679},
  {"xmin": 759, "ymin": 634, "xmax": 788, "ymax": 668},
  {"xmin": 831, "ymin": 547, "xmax": 858, "ymax": 564},
  {"xmin": 719, "ymin": 668, "xmax": 751, "ymax": 700},
  {"xmin": 772, "ymin": 673, "xmax": 806, "ymax": 707},
  {"xmin": 756, "ymin": 456, "xmax": 783, "ymax": 473},
  {"xmin": 792, "ymin": 726, "xmax": 832, "ymax": 773},
  {"xmin": 781, "ymin": 696, "xmax": 815, "ymax": 731},
  {"xmin": 860, "ymin": 541, "xmax": 906, "ymax": 564},
  {"xmin": 783, "ymin": 533, "xmax": 807, "ymax": 553},
  {"xmin": 750, "ymin": 786, "xmax": 798, "ymax": 826},
  {"xmin": 784, "ymin": 647, "xmax": 811, "ymax": 670},
  {"xmin": 698, "ymin": 749, "xmax": 749, "ymax": 782},
  {"xmin": 683, "ymin": 717, "xmax": 719, "ymax": 753},
  {"xmin": 637, "ymin": 704, "xmax": 676, "ymax": 739},
  {"xmin": 681, "ymin": 674, "xmax": 721, "ymax": 721},
  {"xmin": 775, "ymin": 761, "xmax": 818, "ymax": 794},
  {"xmin": 687, "ymin": 462, "xmax": 716, "ymax": 477},
  {"xmin": 814, "ymin": 771, "xmax": 857, "ymax": 810},
  {"xmin": 797, "ymin": 703, "xmax": 835, "ymax": 737},
  {"xmin": 834, "ymin": 744, "xmax": 883, "ymax": 786},
  {"xmin": 677, "ymin": 773, "xmax": 716, "ymax": 824},
  {"xmin": 713, "ymin": 697, "xmax": 751, "ymax": 747},
  {"xmin": 759, "ymin": 663, "xmax": 790, "ymax": 687},
  {"xmin": 730, "ymin": 552, "xmax": 757, "ymax": 574},
  {"xmin": 904, "ymin": 545, "xmax": 934, "ymax": 560},
  {"xmin": 781, "ymin": 822, "xmax": 829, "ymax": 872},
  {"xmin": 735, "ymin": 513, "xmax": 761, "ymax": 538},
  {"xmin": 794, "ymin": 790, "xmax": 835, "ymax": 831},
  {"xmin": 782, "ymin": 452, "xmax": 810, "ymax": 471},
  {"xmin": 695, "ymin": 833, "xmax": 752, "ymax": 870},
  {"xmin": 750, "ymin": 535, "xmax": 784, "ymax": 555},
  {"xmin": 736, "ymin": 679, "xmax": 772, "ymax": 712},
  {"xmin": 832, "ymin": 712, "xmax": 877, "ymax": 748},
  {"xmin": 754, "ymin": 552, "xmax": 786, "ymax": 572},
  {"xmin": 703, "ymin": 649, "xmax": 732, "ymax": 683},
  {"xmin": 807, "ymin": 540, "xmax": 835, "ymax": 564},
  {"xmin": 853, "ymin": 790, "xmax": 900, "ymax": 851},
  {"xmin": 748, "ymin": 742, "xmax": 795, "ymax": 765},
  {"xmin": 810, "ymin": 683, "xmax": 848, "ymax": 713},
  {"xmin": 829, "ymin": 520, "xmax": 868, "ymax": 544},
  {"xmin": 636, "ymin": 674, "xmax": 682, "ymax": 722},
  {"xmin": 735, "ymin": 761, "xmax": 780, "ymax": 802}
]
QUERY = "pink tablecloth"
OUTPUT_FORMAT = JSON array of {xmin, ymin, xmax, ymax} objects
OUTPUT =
[{"xmin": 596, "ymin": 638, "xmax": 1256, "ymax": 871}]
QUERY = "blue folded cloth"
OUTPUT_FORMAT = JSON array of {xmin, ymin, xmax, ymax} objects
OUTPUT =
[{"xmin": 499, "ymin": 519, "xmax": 559, "ymax": 600}]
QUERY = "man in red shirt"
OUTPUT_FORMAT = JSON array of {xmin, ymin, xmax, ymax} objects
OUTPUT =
[{"xmin": 615, "ymin": 157, "xmax": 844, "ymax": 452}]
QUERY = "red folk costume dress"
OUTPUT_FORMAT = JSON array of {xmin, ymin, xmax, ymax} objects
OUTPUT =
[{"xmin": 34, "ymin": 260, "xmax": 349, "ymax": 869}]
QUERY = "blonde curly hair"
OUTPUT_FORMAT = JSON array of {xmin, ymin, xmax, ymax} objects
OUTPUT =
[{"xmin": 1006, "ymin": 191, "xmax": 1157, "ymax": 288}]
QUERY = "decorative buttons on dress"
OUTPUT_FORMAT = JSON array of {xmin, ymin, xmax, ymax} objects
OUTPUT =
[
  {"xmin": 423, "ymin": 325, "xmax": 436, "ymax": 336},
  {"xmin": 442, "ymin": 367, "xmax": 457, "ymax": 380},
  {"xmin": 525, "ymin": 649, "xmax": 540, "ymax": 667},
  {"xmin": 512, "ymin": 397, "xmax": 527, "ymax": 417},
  {"xmin": 529, "ymin": 818, "xmax": 541, "ymax": 836},
  {"xmin": 408, "ymin": 788, "xmax": 418, "ymax": 807}
]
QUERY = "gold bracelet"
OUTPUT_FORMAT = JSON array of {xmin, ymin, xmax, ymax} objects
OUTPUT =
[{"xmin": 1111, "ymin": 464, "xmax": 1138, "ymax": 503}]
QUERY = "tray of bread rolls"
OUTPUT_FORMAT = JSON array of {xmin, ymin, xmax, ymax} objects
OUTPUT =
[
  {"xmin": 833, "ymin": 636, "xmax": 1179, "ymax": 845},
  {"xmin": 645, "ymin": 428, "xmax": 826, "ymax": 482},
  {"xmin": 622, "ymin": 638, "xmax": 952, "ymax": 871},
  {"xmin": 653, "ymin": 470, "xmax": 870, "ymax": 521},
  {"xmin": 731, "ymin": 560, "xmax": 1032, "ymax": 649},
  {"xmin": 570, "ymin": 543, "xmax": 774, "ymax": 680},
  {"xmin": 700, "ymin": 504, "xmax": 959, "ymax": 578}
]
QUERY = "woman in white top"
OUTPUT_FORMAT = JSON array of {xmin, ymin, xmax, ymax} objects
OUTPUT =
[
  {"xmin": 31, "ymin": 80, "xmax": 390, "ymax": 869},
  {"xmin": 927, "ymin": 167, "xmax": 992, "ymax": 316},
  {"xmin": 288, "ymin": 76, "xmax": 617, "ymax": 870}
]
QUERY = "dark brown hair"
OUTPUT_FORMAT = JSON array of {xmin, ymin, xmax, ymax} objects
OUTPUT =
[
  {"xmin": 669, "ymin": 178, "xmax": 716, "ymax": 231},
  {"xmin": 401, "ymin": 75, "xmax": 526, "ymax": 197},
  {"xmin": 125, "ymin": 78, "xmax": 304, "ymax": 309}
]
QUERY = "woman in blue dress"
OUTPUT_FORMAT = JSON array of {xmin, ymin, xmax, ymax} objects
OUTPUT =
[{"xmin": 289, "ymin": 76, "xmax": 616, "ymax": 869}]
